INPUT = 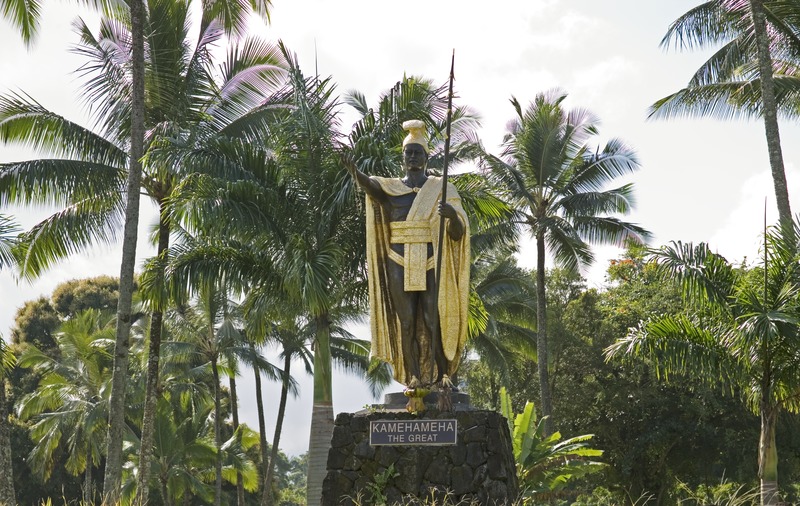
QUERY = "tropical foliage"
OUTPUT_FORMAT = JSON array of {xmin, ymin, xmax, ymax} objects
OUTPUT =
[
  {"xmin": 606, "ymin": 222, "xmax": 800, "ymax": 505},
  {"xmin": 500, "ymin": 386, "xmax": 605, "ymax": 499},
  {"xmin": 16, "ymin": 309, "xmax": 114, "ymax": 504}
]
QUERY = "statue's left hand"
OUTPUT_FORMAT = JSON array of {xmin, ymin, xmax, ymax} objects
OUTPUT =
[
  {"xmin": 440, "ymin": 202, "xmax": 464, "ymax": 240},
  {"xmin": 439, "ymin": 202, "xmax": 458, "ymax": 219}
]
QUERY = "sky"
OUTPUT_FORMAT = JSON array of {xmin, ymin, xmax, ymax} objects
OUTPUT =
[{"xmin": 2, "ymin": 0, "xmax": 800, "ymax": 456}]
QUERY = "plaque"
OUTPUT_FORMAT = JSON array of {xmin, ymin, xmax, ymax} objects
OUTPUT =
[{"xmin": 369, "ymin": 419, "xmax": 457, "ymax": 446}]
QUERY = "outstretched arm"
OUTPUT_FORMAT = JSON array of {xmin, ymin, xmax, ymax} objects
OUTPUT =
[{"xmin": 343, "ymin": 153, "xmax": 386, "ymax": 201}]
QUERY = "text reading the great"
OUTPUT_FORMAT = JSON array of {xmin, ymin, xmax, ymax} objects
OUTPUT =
[{"xmin": 369, "ymin": 419, "xmax": 458, "ymax": 446}]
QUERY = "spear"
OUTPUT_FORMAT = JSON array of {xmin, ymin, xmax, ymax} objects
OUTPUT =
[{"xmin": 430, "ymin": 50, "xmax": 456, "ymax": 386}]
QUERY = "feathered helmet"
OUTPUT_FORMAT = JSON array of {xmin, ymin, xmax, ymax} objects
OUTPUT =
[{"xmin": 402, "ymin": 120, "xmax": 429, "ymax": 154}]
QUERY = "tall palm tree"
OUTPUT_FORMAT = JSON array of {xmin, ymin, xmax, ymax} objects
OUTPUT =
[
  {"xmin": 164, "ymin": 282, "xmax": 253, "ymax": 506},
  {"xmin": 606, "ymin": 223, "xmax": 800, "ymax": 506},
  {"xmin": 3, "ymin": 1, "xmax": 146, "ymax": 499},
  {"xmin": 650, "ymin": 0, "xmax": 798, "ymax": 227},
  {"xmin": 126, "ymin": 5, "xmax": 284, "ymax": 501},
  {"xmin": 0, "ymin": 226, "xmax": 16, "ymax": 506},
  {"xmin": 0, "ymin": 336, "xmax": 14, "ymax": 506},
  {"xmin": 0, "ymin": 4, "xmax": 284, "ymax": 502},
  {"xmin": 261, "ymin": 322, "xmax": 309, "ymax": 506},
  {"xmin": 157, "ymin": 47, "xmax": 355, "ymax": 505},
  {"xmin": 106, "ymin": 0, "xmax": 145, "ymax": 496},
  {"xmin": 15, "ymin": 309, "xmax": 115, "ymax": 504},
  {"xmin": 482, "ymin": 90, "xmax": 649, "ymax": 435}
]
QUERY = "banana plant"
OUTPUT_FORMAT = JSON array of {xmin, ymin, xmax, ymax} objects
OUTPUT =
[{"xmin": 499, "ymin": 386, "xmax": 605, "ymax": 498}]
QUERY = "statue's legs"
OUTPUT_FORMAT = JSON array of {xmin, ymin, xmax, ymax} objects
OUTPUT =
[
  {"xmin": 387, "ymin": 260, "xmax": 421, "ymax": 381},
  {"xmin": 420, "ymin": 268, "xmax": 447, "ymax": 383}
]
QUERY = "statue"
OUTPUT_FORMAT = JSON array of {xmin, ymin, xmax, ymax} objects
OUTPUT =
[{"xmin": 348, "ymin": 120, "xmax": 470, "ymax": 387}]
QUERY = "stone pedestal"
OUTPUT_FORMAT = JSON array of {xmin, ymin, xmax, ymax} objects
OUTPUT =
[{"xmin": 321, "ymin": 409, "xmax": 518, "ymax": 506}]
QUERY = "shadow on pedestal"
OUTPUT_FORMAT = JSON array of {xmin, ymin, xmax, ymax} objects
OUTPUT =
[{"xmin": 381, "ymin": 391, "xmax": 473, "ymax": 412}]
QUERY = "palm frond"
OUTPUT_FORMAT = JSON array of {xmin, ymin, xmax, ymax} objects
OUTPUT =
[{"xmin": 0, "ymin": 91, "xmax": 127, "ymax": 166}]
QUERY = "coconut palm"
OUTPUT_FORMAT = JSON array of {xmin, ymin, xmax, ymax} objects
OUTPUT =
[
  {"xmin": 0, "ymin": 3, "xmax": 284, "ymax": 501},
  {"xmin": 650, "ymin": 0, "xmax": 799, "ymax": 227},
  {"xmin": 606, "ymin": 222, "xmax": 800, "ymax": 506},
  {"xmin": 482, "ymin": 89, "xmax": 649, "ymax": 435},
  {"xmin": 15, "ymin": 309, "xmax": 115, "ymax": 504},
  {"xmin": 261, "ymin": 323, "xmax": 309, "ymax": 506}
]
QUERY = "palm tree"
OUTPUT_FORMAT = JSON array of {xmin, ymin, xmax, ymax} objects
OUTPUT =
[
  {"xmin": 164, "ymin": 282, "xmax": 254, "ymax": 506},
  {"xmin": 0, "ymin": 0, "xmax": 41, "ymax": 44},
  {"xmin": 0, "ymin": 3, "xmax": 283, "ymax": 501},
  {"xmin": 106, "ymin": 0, "xmax": 145, "ymax": 496},
  {"xmin": 0, "ymin": 342, "xmax": 14, "ymax": 506},
  {"xmin": 121, "ymin": 394, "xmax": 259, "ymax": 506},
  {"xmin": 605, "ymin": 223, "xmax": 800, "ymax": 506},
  {"xmin": 482, "ymin": 89, "xmax": 649, "ymax": 435},
  {"xmin": 2, "ymin": 0, "xmax": 144, "ymax": 498},
  {"xmin": 158, "ymin": 48, "xmax": 358, "ymax": 505},
  {"xmin": 125, "ymin": 6, "xmax": 284, "ymax": 501},
  {"xmin": 0, "ymin": 287, "xmax": 16, "ymax": 506},
  {"xmin": 262, "ymin": 325, "xmax": 307, "ymax": 506},
  {"xmin": 15, "ymin": 309, "xmax": 115, "ymax": 504},
  {"xmin": 0, "ymin": 216, "xmax": 17, "ymax": 504},
  {"xmin": 468, "ymin": 251, "xmax": 537, "ymax": 390},
  {"xmin": 345, "ymin": 75, "xmax": 482, "ymax": 181},
  {"xmin": 650, "ymin": 0, "xmax": 798, "ymax": 227}
]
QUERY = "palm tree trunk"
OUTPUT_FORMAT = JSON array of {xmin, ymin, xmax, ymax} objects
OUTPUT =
[
  {"xmin": 103, "ymin": 0, "xmax": 146, "ymax": 501},
  {"xmin": 0, "ymin": 379, "xmax": 16, "ymax": 506},
  {"xmin": 160, "ymin": 475, "xmax": 172, "ymax": 506},
  {"xmin": 230, "ymin": 375, "xmax": 246, "ymax": 506},
  {"xmin": 263, "ymin": 353, "xmax": 292, "ymax": 506},
  {"xmin": 136, "ymin": 206, "xmax": 170, "ymax": 506},
  {"xmin": 252, "ymin": 342, "xmax": 272, "ymax": 504},
  {"xmin": 759, "ymin": 402, "xmax": 780, "ymax": 505},
  {"xmin": 749, "ymin": 0, "xmax": 792, "ymax": 228},
  {"xmin": 536, "ymin": 232, "xmax": 554, "ymax": 436},
  {"xmin": 307, "ymin": 313, "xmax": 333, "ymax": 506},
  {"xmin": 84, "ymin": 448, "xmax": 93, "ymax": 505},
  {"xmin": 212, "ymin": 355, "xmax": 223, "ymax": 506}
]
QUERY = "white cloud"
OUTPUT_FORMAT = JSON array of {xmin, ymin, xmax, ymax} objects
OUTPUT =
[
  {"xmin": 708, "ymin": 165, "xmax": 800, "ymax": 265},
  {"xmin": 572, "ymin": 56, "xmax": 638, "ymax": 100}
]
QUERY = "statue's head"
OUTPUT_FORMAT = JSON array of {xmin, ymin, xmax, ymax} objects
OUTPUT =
[{"xmin": 402, "ymin": 120, "xmax": 429, "ymax": 171}]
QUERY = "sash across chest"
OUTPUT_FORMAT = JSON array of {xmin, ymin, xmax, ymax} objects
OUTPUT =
[{"xmin": 388, "ymin": 220, "xmax": 435, "ymax": 291}]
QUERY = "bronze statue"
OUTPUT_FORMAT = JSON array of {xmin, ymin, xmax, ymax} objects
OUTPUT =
[{"xmin": 349, "ymin": 120, "xmax": 470, "ymax": 387}]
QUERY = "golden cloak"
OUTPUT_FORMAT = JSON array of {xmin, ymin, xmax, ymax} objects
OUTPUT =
[{"xmin": 365, "ymin": 176, "xmax": 470, "ymax": 385}]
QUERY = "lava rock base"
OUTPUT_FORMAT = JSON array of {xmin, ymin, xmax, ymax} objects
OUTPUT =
[{"xmin": 321, "ymin": 410, "xmax": 518, "ymax": 505}]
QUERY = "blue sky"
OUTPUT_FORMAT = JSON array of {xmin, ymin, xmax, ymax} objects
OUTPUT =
[{"xmin": 2, "ymin": 0, "xmax": 800, "ymax": 455}]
